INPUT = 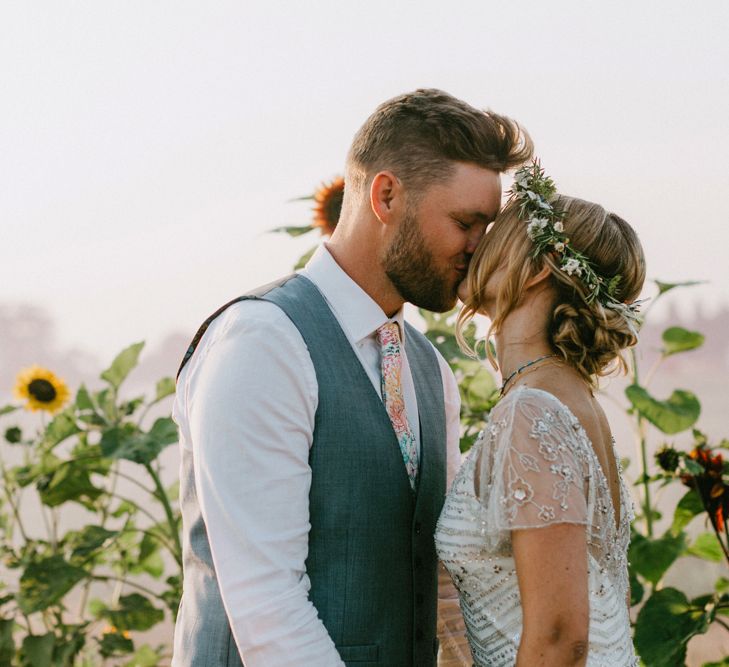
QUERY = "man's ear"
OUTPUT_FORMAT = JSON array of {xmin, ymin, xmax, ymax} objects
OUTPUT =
[
  {"xmin": 370, "ymin": 171, "xmax": 401, "ymax": 224},
  {"xmin": 525, "ymin": 264, "xmax": 552, "ymax": 290}
]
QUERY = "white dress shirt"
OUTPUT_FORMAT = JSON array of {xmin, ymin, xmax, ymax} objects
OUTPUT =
[{"xmin": 173, "ymin": 244, "xmax": 462, "ymax": 666}]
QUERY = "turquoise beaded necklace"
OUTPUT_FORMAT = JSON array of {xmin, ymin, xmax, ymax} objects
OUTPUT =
[{"xmin": 499, "ymin": 354, "xmax": 557, "ymax": 397}]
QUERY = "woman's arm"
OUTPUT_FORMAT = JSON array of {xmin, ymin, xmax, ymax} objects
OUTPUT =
[{"xmin": 512, "ymin": 523, "xmax": 590, "ymax": 667}]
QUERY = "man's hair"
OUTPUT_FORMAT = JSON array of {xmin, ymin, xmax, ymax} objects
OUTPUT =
[{"xmin": 345, "ymin": 88, "xmax": 533, "ymax": 195}]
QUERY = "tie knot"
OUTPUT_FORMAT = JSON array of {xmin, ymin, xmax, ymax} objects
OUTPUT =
[{"xmin": 376, "ymin": 322, "xmax": 401, "ymax": 348}]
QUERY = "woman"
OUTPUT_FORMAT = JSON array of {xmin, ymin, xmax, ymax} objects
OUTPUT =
[{"xmin": 435, "ymin": 162, "xmax": 645, "ymax": 666}]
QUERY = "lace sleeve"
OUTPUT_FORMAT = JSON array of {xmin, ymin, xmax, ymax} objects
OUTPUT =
[{"xmin": 477, "ymin": 390, "xmax": 590, "ymax": 537}]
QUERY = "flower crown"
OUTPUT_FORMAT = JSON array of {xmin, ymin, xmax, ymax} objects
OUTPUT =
[{"xmin": 509, "ymin": 161, "xmax": 644, "ymax": 327}]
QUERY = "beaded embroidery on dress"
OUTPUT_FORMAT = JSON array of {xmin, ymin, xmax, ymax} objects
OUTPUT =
[{"xmin": 435, "ymin": 386, "xmax": 639, "ymax": 666}]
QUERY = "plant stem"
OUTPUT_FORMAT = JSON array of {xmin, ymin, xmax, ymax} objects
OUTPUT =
[
  {"xmin": 716, "ymin": 617, "xmax": 729, "ymax": 634},
  {"xmin": 119, "ymin": 526, "xmax": 180, "ymax": 563},
  {"xmin": 642, "ymin": 354, "xmax": 664, "ymax": 389},
  {"xmin": 637, "ymin": 417, "xmax": 653, "ymax": 537},
  {"xmin": 109, "ymin": 468, "xmax": 155, "ymax": 495},
  {"xmin": 0, "ymin": 472, "xmax": 29, "ymax": 542},
  {"xmin": 113, "ymin": 495, "xmax": 160, "ymax": 525},
  {"xmin": 144, "ymin": 462, "xmax": 182, "ymax": 562},
  {"xmin": 92, "ymin": 575, "xmax": 166, "ymax": 603}
]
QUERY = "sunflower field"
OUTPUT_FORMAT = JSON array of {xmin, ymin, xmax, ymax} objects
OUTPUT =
[{"xmin": 0, "ymin": 179, "xmax": 727, "ymax": 666}]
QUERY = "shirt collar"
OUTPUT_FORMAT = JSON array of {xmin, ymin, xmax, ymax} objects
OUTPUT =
[{"xmin": 300, "ymin": 244, "xmax": 406, "ymax": 344}]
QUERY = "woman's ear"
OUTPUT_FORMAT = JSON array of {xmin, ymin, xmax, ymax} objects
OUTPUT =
[
  {"xmin": 525, "ymin": 264, "xmax": 552, "ymax": 290},
  {"xmin": 370, "ymin": 171, "xmax": 401, "ymax": 224}
]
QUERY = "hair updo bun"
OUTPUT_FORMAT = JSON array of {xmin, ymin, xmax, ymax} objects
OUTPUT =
[
  {"xmin": 550, "ymin": 300, "xmax": 638, "ymax": 380},
  {"xmin": 457, "ymin": 195, "xmax": 646, "ymax": 386}
]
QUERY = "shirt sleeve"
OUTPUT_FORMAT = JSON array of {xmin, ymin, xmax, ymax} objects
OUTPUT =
[
  {"xmin": 476, "ymin": 392, "xmax": 589, "ymax": 542},
  {"xmin": 432, "ymin": 347, "xmax": 462, "ymax": 488},
  {"xmin": 183, "ymin": 301, "xmax": 345, "ymax": 667}
]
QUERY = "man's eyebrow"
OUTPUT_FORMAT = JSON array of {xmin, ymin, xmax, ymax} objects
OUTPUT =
[{"xmin": 453, "ymin": 210, "xmax": 495, "ymax": 222}]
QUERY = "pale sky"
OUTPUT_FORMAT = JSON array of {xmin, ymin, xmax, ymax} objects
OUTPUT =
[{"xmin": 2, "ymin": 1, "xmax": 728, "ymax": 362}]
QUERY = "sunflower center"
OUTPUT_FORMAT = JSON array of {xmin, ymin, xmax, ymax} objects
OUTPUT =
[{"xmin": 28, "ymin": 379, "xmax": 57, "ymax": 403}]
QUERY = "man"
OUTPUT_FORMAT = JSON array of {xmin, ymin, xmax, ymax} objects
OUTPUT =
[{"xmin": 172, "ymin": 89, "xmax": 532, "ymax": 667}]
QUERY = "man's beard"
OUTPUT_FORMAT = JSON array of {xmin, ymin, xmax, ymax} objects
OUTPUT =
[{"xmin": 382, "ymin": 210, "xmax": 460, "ymax": 312}]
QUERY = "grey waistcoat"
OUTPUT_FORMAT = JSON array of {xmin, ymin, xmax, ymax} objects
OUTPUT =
[{"xmin": 172, "ymin": 274, "xmax": 447, "ymax": 667}]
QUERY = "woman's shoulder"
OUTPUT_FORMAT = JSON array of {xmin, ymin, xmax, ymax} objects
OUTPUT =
[
  {"xmin": 495, "ymin": 384, "xmax": 578, "ymax": 422},
  {"xmin": 490, "ymin": 383, "xmax": 596, "ymax": 450}
]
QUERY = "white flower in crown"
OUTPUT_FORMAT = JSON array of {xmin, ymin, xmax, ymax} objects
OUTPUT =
[
  {"xmin": 554, "ymin": 241, "xmax": 565, "ymax": 252},
  {"xmin": 561, "ymin": 258, "xmax": 583, "ymax": 276},
  {"xmin": 554, "ymin": 221, "xmax": 564, "ymax": 233},
  {"xmin": 527, "ymin": 216, "xmax": 549, "ymax": 239},
  {"xmin": 513, "ymin": 171, "xmax": 530, "ymax": 190}
]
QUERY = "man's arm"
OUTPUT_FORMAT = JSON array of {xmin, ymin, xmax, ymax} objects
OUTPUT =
[{"xmin": 185, "ymin": 301, "xmax": 344, "ymax": 667}]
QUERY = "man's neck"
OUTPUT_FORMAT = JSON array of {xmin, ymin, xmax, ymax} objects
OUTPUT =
[{"xmin": 324, "ymin": 241, "xmax": 404, "ymax": 317}]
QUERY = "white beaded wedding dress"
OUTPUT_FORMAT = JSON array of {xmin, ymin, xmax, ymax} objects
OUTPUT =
[{"xmin": 435, "ymin": 386, "xmax": 639, "ymax": 666}]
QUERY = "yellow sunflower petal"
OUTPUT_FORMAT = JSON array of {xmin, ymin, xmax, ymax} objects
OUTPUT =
[{"xmin": 13, "ymin": 365, "xmax": 71, "ymax": 414}]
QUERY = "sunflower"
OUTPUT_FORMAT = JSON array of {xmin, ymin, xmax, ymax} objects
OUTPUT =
[
  {"xmin": 312, "ymin": 177, "xmax": 344, "ymax": 236},
  {"xmin": 13, "ymin": 365, "xmax": 70, "ymax": 414}
]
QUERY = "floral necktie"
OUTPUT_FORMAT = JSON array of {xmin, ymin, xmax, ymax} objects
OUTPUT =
[{"xmin": 376, "ymin": 322, "xmax": 419, "ymax": 490}]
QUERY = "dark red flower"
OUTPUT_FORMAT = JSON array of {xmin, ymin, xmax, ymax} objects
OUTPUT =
[{"xmin": 312, "ymin": 177, "xmax": 345, "ymax": 236}]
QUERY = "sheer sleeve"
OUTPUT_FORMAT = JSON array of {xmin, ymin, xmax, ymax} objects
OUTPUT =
[{"xmin": 476, "ymin": 389, "xmax": 590, "ymax": 543}]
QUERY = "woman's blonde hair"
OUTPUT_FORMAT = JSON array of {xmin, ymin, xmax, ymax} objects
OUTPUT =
[{"xmin": 456, "ymin": 195, "xmax": 646, "ymax": 386}]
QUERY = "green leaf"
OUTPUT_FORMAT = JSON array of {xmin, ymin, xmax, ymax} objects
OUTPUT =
[
  {"xmin": 0, "ymin": 618, "xmax": 15, "ymax": 665},
  {"xmin": 121, "ymin": 396, "xmax": 145, "ymax": 417},
  {"xmin": 716, "ymin": 577, "xmax": 729, "ymax": 594},
  {"xmin": 99, "ymin": 631, "xmax": 134, "ymax": 657},
  {"xmin": 53, "ymin": 628, "xmax": 86, "ymax": 665},
  {"xmin": 100, "ymin": 593, "xmax": 164, "ymax": 632},
  {"xmin": 101, "ymin": 342, "xmax": 145, "ymax": 389},
  {"xmin": 111, "ymin": 500, "xmax": 139, "ymax": 518},
  {"xmin": 662, "ymin": 326, "xmax": 705, "ymax": 356},
  {"xmin": 41, "ymin": 410, "xmax": 80, "ymax": 449},
  {"xmin": 654, "ymin": 279, "xmax": 705, "ymax": 296},
  {"xmin": 702, "ymin": 659, "xmax": 729, "ymax": 667},
  {"xmin": 123, "ymin": 644, "xmax": 163, "ymax": 667},
  {"xmin": 687, "ymin": 532, "xmax": 724, "ymax": 562},
  {"xmin": 634, "ymin": 587, "xmax": 710, "ymax": 666},
  {"xmin": 18, "ymin": 556, "xmax": 88, "ymax": 614},
  {"xmin": 671, "ymin": 489, "xmax": 705, "ymax": 534},
  {"xmin": 154, "ymin": 377, "xmax": 175, "ymax": 403},
  {"xmin": 458, "ymin": 429, "xmax": 482, "ymax": 454},
  {"xmin": 67, "ymin": 525, "xmax": 118, "ymax": 561},
  {"xmin": 75, "ymin": 385, "xmax": 94, "ymax": 411},
  {"xmin": 130, "ymin": 534, "xmax": 164, "ymax": 579},
  {"xmin": 95, "ymin": 388, "xmax": 117, "ymax": 421},
  {"xmin": 460, "ymin": 366, "xmax": 499, "ymax": 414},
  {"xmin": 147, "ymin": 417, "xmax": 178, "ymax": 446},
  {"xmin": 270, "ymin": 224, "xmax": 315, "ymax": 237},
  {"xmin": 88, "ymin": 598, "xmax": 106, "ymax": 618},
  {"xmin": 625, "ymin": 385, "xmax": 700, "ymax": 434},
  {"xmin": 628, "ymin": 531, "xmax": 686, "ymax": 584},
  {"xmin": 0, "ymin": 405, "xmax": 18, "ymax": 417},
  {"xmin": 38, "ymin": 461, "xmax": 103, "ymax": 508},
  {"xmin": 629, "ymin": 570, "xmax": 645, "ymax": 606},
  {"xmin": 21, "ymin": 632, "xmax": 55, "ymax": 667},
  {"xmin": 101, "ymin": 418, "xmax": 177, "ymax": 465},
  {"xmin": 294, "ymin": 245, "xmax": 317, "ymax": 270}
]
